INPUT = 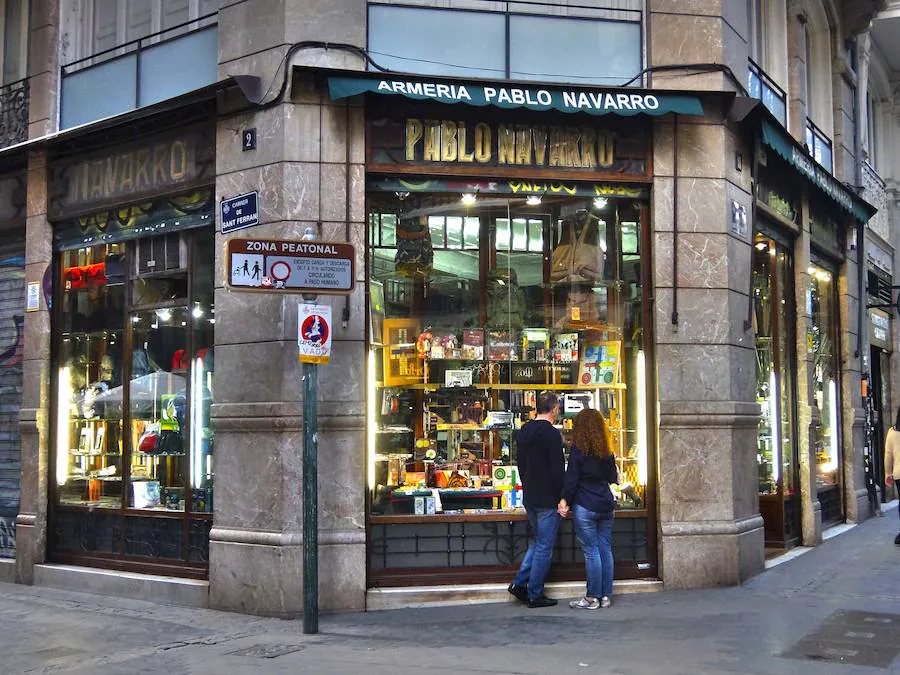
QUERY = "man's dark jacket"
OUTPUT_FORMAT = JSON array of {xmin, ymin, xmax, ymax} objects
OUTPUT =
[{"xmin": 516, "ymin": 419, "xmax": 565, "ymax": 510}]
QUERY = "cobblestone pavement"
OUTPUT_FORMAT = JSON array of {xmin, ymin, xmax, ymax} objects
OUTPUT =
[{"xmin": 3, "ymin": 506, "xmax": 900, "ymax": 674}]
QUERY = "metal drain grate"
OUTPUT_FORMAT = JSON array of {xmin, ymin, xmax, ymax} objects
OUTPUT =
[
  {"xmin": 227, "ymin": 643, "xmax": 305, "ymax": 659},
  {"xmin": 782, "ymin": 610, "xmax": 900, "ymax": 668}
]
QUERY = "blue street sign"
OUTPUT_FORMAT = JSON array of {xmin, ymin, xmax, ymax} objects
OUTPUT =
[{"xmin": 221, "ymin": 191, "xmax": 260, "ymax": 234}]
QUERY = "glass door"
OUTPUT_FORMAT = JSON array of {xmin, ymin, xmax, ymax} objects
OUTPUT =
[{"xmin": 753, "ymin": 232, "xmax": 800, "ymax": 547}]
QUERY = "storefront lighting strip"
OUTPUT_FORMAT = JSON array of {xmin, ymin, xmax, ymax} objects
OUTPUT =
[
  {"xmin": 367, "ymin": 349, "xmax": 377, "ymax": 490},
  {"xmin": 192, "ymin": 357, "xmax": 203, "ymax": 489},
  {"xmin": 636, "ymin": 351, "xmax": 648, "ymax": 486},
  {"xmin": 56, "ymin": 367, "xmax": 71, "ymax": 486},
  {"xmin": 826, "ymin": 379, "xmax": 839, "ymax": 473},
  {"xmin": 769, "ymin": 371, "xmax": 780, "ymax": 483}
]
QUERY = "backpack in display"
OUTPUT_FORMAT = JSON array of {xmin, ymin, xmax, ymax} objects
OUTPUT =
[{"xmin": 550, "ymin": 210, "xmax": 604, "ymax": 284}]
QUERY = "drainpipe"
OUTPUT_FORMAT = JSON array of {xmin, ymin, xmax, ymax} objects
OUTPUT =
[{"xmin": 671, "ymin": 114, "xmax": 679, "ymax": 326}]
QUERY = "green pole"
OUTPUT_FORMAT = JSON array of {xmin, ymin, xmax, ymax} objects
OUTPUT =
[{"xmin": 302, "ymin": 359, "xmax": 318, "ymax": 634}]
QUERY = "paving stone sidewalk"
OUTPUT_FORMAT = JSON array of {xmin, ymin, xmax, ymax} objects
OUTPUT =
[{"xmin": 2, "ymin": 506, "xmax": 900, "ymax": 674}]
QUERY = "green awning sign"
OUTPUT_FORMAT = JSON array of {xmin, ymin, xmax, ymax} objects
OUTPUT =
[
  {"xmin": 327, "ymin": 76, "xmax": 705, "ymax": 118},
  {"xmin": 760, "ymin": 119, "xmax": 874, "ymax": 223}
]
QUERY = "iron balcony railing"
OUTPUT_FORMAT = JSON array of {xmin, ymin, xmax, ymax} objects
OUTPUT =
[
  {"xmin": 748, "ymin": 59, "xmax": 787, "ymax": 126},
  {"xmin": 0, "ymin": 77, "xmax": 28, "ymax": 149},
  {"xmin": 805, "ymin": 117, "xmax": 833, "ymax": 173}
]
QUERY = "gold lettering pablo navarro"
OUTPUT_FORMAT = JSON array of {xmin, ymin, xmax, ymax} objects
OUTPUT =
[
  {"xmin": 71, "ymin": 139, "xmax": 192, "ymax": 204},
  {"xmin": 405, "ymin": 119, "xmax": 615, "ymax": 169}
]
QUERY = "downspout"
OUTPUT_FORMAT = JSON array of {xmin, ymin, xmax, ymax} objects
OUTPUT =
[
  {"xmin": 343, "ymin": 101, "xmax": 353, "ymax": 329},
  {"xmin": 671, "ymin": 114, "xmax": 679, "ymax": 326}
]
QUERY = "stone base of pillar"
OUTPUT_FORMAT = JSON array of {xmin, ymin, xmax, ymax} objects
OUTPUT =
[
  {"xmin": 208, "ymin": 530, "xmax": 303, "ymax": 618},
  {"xmin": 14, "ymin": 515, "xmax": 43, "ymax": 585},
  {"xmin": 660, "ymin": 515, "xmax": 764, "ymax": 589}
]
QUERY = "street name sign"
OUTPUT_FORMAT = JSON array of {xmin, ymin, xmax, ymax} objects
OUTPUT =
[
  {"xmin": 221, "ymin": 192, "xmax": 260, "ymax": 234},
  {"xmin": 226, "ymin": 237, "xmax": 355, "ymax": 294}
]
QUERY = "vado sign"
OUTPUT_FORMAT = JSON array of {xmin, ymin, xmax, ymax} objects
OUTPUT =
[
  {"xmin": 226, "ymin": 238, "xmax": 355, "ymax": 294},
  {"xmin": 298, "ymin": 303, "xmax": 332, "ymax": 364}
]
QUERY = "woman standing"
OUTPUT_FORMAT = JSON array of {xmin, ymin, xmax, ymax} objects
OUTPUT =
[
  {"xmin": 558, "ymin": 408, "xmax": 618, "ymax": 610},
  {"xmin": 885, "ymin": 407, "xmax": 900, "ymax": 545}
]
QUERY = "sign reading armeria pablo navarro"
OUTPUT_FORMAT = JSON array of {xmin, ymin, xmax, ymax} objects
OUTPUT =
[{"xmin": 328, "ymin": 75, "xmax": 705, "ymax": 118}]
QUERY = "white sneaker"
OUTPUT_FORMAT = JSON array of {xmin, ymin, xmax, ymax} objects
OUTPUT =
[
  {"xmin": 569, "ymin": 596, "xmax": 600, "ymax": 610},
  {"xmin": 600, "ymin": 596, "xmax": 611, "ymax": 608}
]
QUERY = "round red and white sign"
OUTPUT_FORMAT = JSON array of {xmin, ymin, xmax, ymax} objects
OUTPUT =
[
  {"xmin": 270, "ymin": 261, "xmax": 291, "ymax": 282},
  {"xmin": 300, "ymin": 314, "xmax": 329, "ymax": 345}
]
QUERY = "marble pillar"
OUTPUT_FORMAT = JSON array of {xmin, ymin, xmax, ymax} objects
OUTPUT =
[
  {"xmin": 16, "ymin": 0, "xmax": 59, "ymax": 584},
  {"xmin": 650, "ymin": 3, "xmax": 764, "ymax": 588},
  {"xmin": 208, "ymin": 0, "xmax": 367, "ymax": 616}
]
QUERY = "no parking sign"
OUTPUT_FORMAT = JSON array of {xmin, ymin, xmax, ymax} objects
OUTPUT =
[{"xmin": 298, "ymin": 304, "xmax": 332, "ymax": 364}]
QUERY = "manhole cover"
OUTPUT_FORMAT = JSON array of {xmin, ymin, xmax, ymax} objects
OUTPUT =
[
  {"xmin": 227, "ymin": 643, "xmax": 305, "ymax": 659},
  {"xmin": 782, "ymin": 611, "xmax": 900, "ymax": 668}
]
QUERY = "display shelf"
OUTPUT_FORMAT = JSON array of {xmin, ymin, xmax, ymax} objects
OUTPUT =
[{"xmin": 398, "ymin": 382, "xmax": 627, "ymax": 391}]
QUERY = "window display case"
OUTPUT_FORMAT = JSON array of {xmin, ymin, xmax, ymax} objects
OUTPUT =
[
  {"xmin": 368, "ymin": 192, "xmax": 650, "ymax": 522},
  {"xmin": 52, "ymin": 226, "xmax": 215, "ymax": 574}
]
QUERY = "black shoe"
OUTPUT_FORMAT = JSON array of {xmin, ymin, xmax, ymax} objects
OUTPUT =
[
  {"xmin": 528, "ymin": 595, "xmax": 558, "ymax": 608},
  {"xmin": 894, "ymin": 532, "xmax": 900, "ymax": 546},
  {"xmin": 508, "ymin": 583, "xmax": 529, "ymax": 603}
]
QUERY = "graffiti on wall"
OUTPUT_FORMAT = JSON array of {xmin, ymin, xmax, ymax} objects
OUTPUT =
[{"xmin": 0, "ymin": 251, "xmax": 24, "ymax": 558}]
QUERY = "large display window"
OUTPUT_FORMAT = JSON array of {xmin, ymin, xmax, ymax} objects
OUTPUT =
[
  {"xmin": 809, "ymin": 258, "xmax": 843, "ymax": 524},
  {"xmin": 51, "ymin": 226, "xmax": 214, "ymax": 576},
  {"xmin": 753, "ymin": 232, "xmax": 799, "ymax": 547},
  {"xmin": 366, "ymin": 184, "xmax": 654, "ymax": 584}
]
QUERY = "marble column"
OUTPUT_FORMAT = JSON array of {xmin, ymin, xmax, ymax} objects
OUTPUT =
[
  {"xmin": 208, "ymin": 0, "xmax": 367, "ymax": 616},
  {"xmin": 16, "ymin": 0, "xmax": 60, "ymax": 584},
  {"xmin": 649, "ymin": 3, "xmax": 764, "ymax": 587}
]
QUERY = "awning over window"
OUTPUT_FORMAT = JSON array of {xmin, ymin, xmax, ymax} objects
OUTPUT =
[
  {"xmin": 326, "ymin": 74, "xmax": 705, "ymax": 118},
  {"xmin": 759, "ymin": 118, "xmax": 874, "ymax": 224}
]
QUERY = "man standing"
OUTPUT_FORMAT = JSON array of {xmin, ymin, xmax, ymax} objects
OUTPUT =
[{"xmin": 508, "ymin": 391, "xmax": 565, "ymax": 608}]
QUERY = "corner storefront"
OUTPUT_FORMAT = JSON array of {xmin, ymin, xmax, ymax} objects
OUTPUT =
[{"xmin": 324, "ymin": 71, "xmax": 708, "ymax": 590}]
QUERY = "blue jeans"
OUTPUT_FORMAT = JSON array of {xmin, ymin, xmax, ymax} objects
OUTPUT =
[
  {"xmin": 573, "ymin": 504, "xmax": 614, "ymax": 599},
  {"xmin": 512, "ymin": 508, "xmax": 560, "ymax": 600}
]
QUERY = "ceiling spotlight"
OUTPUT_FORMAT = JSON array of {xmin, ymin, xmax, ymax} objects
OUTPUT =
[
  {"xmin": 461, "ymin": 193, "xmax": 477, "ymax": 205},
  {"xmin": 526, "ymin": 195, "xmax": 542, "ymax": 206},
  {"xmin": 192, "ymin": 304, "xmax": 204, "ymax": 319},
  {"xmin": 593, "ymin": 197, "xmax": 608, "ymax": 210}
]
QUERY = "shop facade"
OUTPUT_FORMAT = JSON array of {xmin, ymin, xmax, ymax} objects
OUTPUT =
[{"xmin": 746, "ymin": 112, "xmax": 875, "ymax": 549}]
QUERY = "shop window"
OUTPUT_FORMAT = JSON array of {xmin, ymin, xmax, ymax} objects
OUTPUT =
[
  {"xmin": 367, "ymin": 190, "xmax": 649, "ymax": 528},
  {"xmin": 809, "ymin": 261, "xmax": 842, "ymax": 523},
  {"xmin": 753, "ymin": 232, "xmax": 799, "ymax": 546},
  {"xmin": 54, "ymin": 227, "xmax": 214, "ymax": 569},
  {"xmin": 367, "ymin": 3, "xmax": 642, "ymax": 86}
]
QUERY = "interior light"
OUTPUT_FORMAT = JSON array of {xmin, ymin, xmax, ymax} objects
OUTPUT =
[
  {"xmin": 156, "ymin": 308, "xmax": 172, "ymax": 322},
  {"xmin": 57, "ymin": 367, "xmax": 71, "ymax": 486},
  {"xmin": 636, "ymin": 351, "xmax": 648, "ymax": 486},
  {"xmin": 367, "ymin": 350, "xmax": 377, "ymax": 490},
  {"xmin": 192, "ymin": 304, "xmax": 204, "ymax": 319},
  {"xmin": 755, "ymin": 242, "xmax": 768, "ymax": 251},
  {"xmin": 526, "ymin": 195, "xmax": 542, "ymax": 206},
  {"xmin": 593, "ymin": 197, "xmax": 608, "ymax": 210},
  {"xmin": 824, "ymin": 379, "xmax": 839, "ymax": 473},
  {"xmin": 769, "ymin": 371, "xmax": 780, "ymax": 483},
  {"xmin": 191, "ymin": 357, "xmax": 203, "ymax": 488},
  {"xmin": 461, "ymin": 193, "xmax": 477, "ymax": 205},
  {"xmin": 807, "ymin": 266, "xmax": 817, "ymax": 276}
]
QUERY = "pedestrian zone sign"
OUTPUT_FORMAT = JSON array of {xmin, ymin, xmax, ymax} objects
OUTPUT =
[
  {"xmin": 298, "ymin": 303, "xmax": 332, "ymax": 364},
  {"xmin": 226, "ymin": 238, "xmax": 355, "ymax": 294}
]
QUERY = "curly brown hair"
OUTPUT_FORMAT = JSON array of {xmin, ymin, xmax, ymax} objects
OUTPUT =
[{"xmin": 571, "ymin": 409, "xmax": 612, "ymax": 458}]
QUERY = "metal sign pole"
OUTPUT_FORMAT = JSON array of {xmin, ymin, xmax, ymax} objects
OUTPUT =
[
  {"xmin": 301, "ymin": 227, "xmax": 318, "ymax": 635},
  {"xmin": 302, "ymin": 356, "xmax": 318, "ymax": 634}
]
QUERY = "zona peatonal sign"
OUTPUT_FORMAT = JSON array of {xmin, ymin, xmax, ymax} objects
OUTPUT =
[{"xmin": 227, "ymin": 238, "xmax": 355, "ymax": 294}]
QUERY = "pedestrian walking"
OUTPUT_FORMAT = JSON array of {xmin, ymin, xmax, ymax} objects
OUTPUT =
[
  {"xmin": 884, "ymin": 406, "xmax": 900, "ymax": 545},
  {"xmin": 508, "ymin": 391, "xmax": 565, "ymax": 608},
  {"xmin": 558, "ymin": 408, "xmax": 618, "ymax": 610}
]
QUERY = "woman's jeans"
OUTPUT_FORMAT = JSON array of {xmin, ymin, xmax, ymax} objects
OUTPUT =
[
  {"xmin": 573, "ymin": 504, "xmax": 614, "ymax": 599},
  {"xmin": 512, "ymin": 508, "xmax": 560, "ymax": 600}
]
